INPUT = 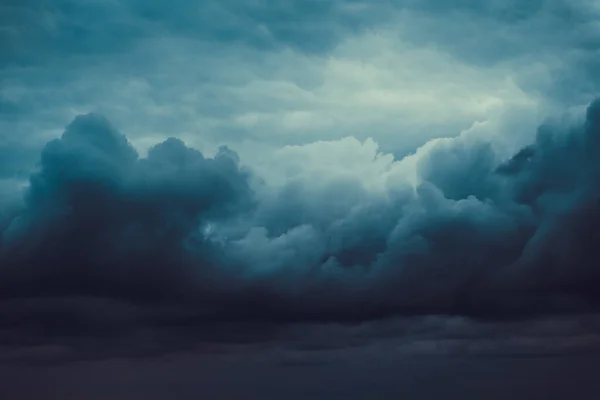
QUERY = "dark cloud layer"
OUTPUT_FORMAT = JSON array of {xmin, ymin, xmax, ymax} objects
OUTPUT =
[
  {"xmin": 2, "ymin": 100, "xmax": 600, "ymax": 337},
  {"xmin": 1, "ymin": 0, "xmax": 384, "ymax": 67},
  {"xmin": 0, "ymin": 113, "xmax": 253, "ymax": 302},
  {"xmin": 3, "ymin": 3, "xmax": 600, "ymax": 398},
  {"xmin": 6, "ymin": 0, "xmax": 597, "ymax": 65}
]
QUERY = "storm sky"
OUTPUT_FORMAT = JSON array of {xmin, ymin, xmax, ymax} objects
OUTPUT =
[{"xmin": 2, "ymin": 0, "xmax": 600, "ymax": 398}]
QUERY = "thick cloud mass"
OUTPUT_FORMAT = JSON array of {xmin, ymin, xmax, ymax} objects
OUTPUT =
[
  {"xmin": 1, "ymin": 101, "xmax": 600, "ymax": 326},
  {"xmin": 0, "ymin": 114, "xmax": 253, "ymax": 303}
]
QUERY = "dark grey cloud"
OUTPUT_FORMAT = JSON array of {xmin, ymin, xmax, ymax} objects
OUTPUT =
[
  {"xmin": 6, "ymin": 0, "xmax": 595, "ymax": 68},
  {"xmin": 2, "ymin": 313, "xmax": 600, "ymax": 399},
  {"xmin": 1, "ymin": 99, "xmax": 600, "ymax": 342},
  {"xmin": 1, "ymin": 0, "xmax": 383, "ymax": 67},
  {"xmin": 3, "ymin": 3, "xmax": 600, "ymax": 398},
  {"xmin": 0, "ymin": 113, "xmax": 253, "ymax": 303}
]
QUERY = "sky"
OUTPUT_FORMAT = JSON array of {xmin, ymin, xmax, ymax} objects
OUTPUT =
[{"xmin": 2, "ymin": 0, "xmax": 600, "ymax": 398}]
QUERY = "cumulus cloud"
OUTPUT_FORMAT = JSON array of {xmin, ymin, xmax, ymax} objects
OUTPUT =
[
  {"xmin": 3, "ymin": 2, "xmax": 600, "ymax": 371},
  {"xmin": 0, "ymin": 113, "xmax": 253, "ymax": 303},
  {"xmin": 1, "ymin": 98, "xmax": 600, "ymax": 335}
]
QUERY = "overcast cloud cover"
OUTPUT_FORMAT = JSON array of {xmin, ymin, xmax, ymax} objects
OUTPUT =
[{"xmin": 2, "ymin": 0, "xmax": 600, "ymax": 398}]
